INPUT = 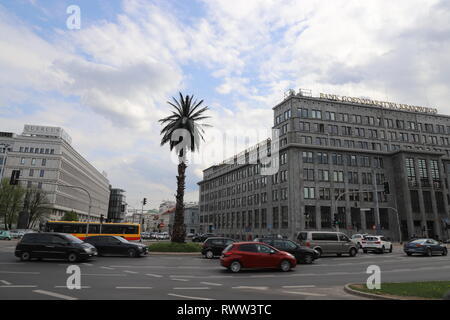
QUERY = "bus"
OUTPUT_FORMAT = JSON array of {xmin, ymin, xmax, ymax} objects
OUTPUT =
[{"xmin": 44, "ymin": 221, "xmax": 141, "ymax": 241}]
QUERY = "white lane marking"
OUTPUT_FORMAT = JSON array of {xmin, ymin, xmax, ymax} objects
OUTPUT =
[
  {"xmin": 0, "ymin": 271, "xmax": 40, "ymax": 274},
  {"xmin": 324, "ymin": 272, "xmax": 351, "ymax": 275},
  {"xmin": 123, "ymin": 270, "xmax": 138, "ymax": 274},
  {"xmin": 173, "ymin": 287, "xmax": 210, "ymax": 290},
  {"xmin": 282, "ymin": 291, "xmax": 326, "ymax": 297},
  {"xmin": 200, "ymin": 282, "xmax": 222, "ymax": 286},
  {"xmin": 54, "ymin": 286, "xmax": 90, "ymax": 289},
  {"xmin": 249, "ymin": 275, "xmax": 276, "ymax": 278},
  {"xmin": 33, "ymin": 290, "xmax": 78, "ymax": 300},
  {"xmin": 168, "ymin": 293, "xmax": 214, "ymax": 300},
  {"xmin": 0, "ymin": 280, "xmax": 12, "ymax": 285},
  {"xmin": 100, "ymin": 266, "xmax": 115, "ymax": 270},
  {"xmin": 83, "ymin": 274, "xmax": 126, "ymax": 276},
  {"xmin": 146, "ymin": 274, "xmax": 163, "ymax": 278},
  {"xmin": 282, "ymin": 285, "xmax": 316, "ymax": 288},
  {"xmin": 232, "ymin": 286, "xmax": 269, "ymax": 290},
  {"xmin": 82, "ymin": 263, "xmax": 93, "ymax": 266},
  {"xmin": 0, "ymin": 285, "xmax": 37, "ymax": 288},
  {"xmin": 171, "ymin": 278, "xmax": 189, "ymax": 282},
  {"xmin": 116, "ymin": 287, "xmax": 153, "ymax": 289}
]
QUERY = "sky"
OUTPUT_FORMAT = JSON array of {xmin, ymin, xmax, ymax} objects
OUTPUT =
[{"xmin": 1, "ymin": 0, "xmax": 450, "ymax": 209}]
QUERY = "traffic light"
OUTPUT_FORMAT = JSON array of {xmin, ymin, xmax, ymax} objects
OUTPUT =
[
  {"xmin": 383, "ymin": 182, "xmax": 390, "ymax": 194},
  {"xmin": 143, "ymin": 198, "xmax": 147, "ymax": 206},
  {"xmin": 332, "ymin": 214, "xmax": 338, "ymax": 227},
  {"xmin": 9, "ymin": 170, "xmax": 20, "ymax": 185},
  {"xmin": 100, "ymin": 214, "xmax": 104, "ymax": 223}
]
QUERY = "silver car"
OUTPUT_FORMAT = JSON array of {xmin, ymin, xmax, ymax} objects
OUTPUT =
[{"xmin": 296, "ymin": 231, "xmax": 358, "ymax": 257}]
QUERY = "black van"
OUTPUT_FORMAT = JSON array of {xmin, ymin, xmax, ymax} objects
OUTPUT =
[
  {"xmin": 15, "ymin": 232, "xmax": 97, "ymax": 262},
  {"xmin": 201, "ymin": 237, "xmax": 235, "ymax": 258}
]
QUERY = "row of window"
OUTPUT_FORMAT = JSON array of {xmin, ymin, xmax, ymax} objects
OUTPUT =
[
  {"xmin": 302, "ymin": 152, "xmax": 382, "ymax": 168},
  {"xmin": 20, "ymin": 157, "xmax": 47, "ymax": 166},
  {"xmin": 303, "ymin": 168, "xmax": 385, "ymax": 184},
  {"xmin": 296, "ymin": 108, "xmax": 449, "ymax": 134},
  {"xmin": 18, "ymin": 147, "xmax": 55, "ymax": 154}
]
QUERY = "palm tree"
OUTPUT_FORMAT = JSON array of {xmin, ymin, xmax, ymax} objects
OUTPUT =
[{"xmin": 159, "ymin": 92, "xmax": 210, "ymax": 243}]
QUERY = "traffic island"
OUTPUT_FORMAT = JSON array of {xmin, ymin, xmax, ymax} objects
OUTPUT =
[
  {"xmin": 148, "ymin": 242, "xmax": 202, "ymax": 255},
  {"xmin": 345, "ymin": 281, "xmax": 450, "ymax": 300}
]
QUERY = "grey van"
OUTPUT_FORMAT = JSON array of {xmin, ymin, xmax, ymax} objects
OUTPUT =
[{"xmin": 296, "ymin": 231, "xmax": 358, "ymax": 257}]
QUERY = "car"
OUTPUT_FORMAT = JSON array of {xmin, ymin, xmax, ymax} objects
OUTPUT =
[
  {"xmin": 351, "ymin": 233, "xmax": 368, "ymax": 248},
  {"xmin": 84, "ymin": 235, "xmax": 148, "ymax": 257},
  {"xmin": 296, "ymin": 231, "xmax": 358, "ymax": 257},
  {"xmin": 201, "ymin": 237, "xmax": 235, "ymax": 259},
  {"xmin": 0, "ymin": 230, "xmax": 12, "ymax": 240},
  {"xmin": 156, "ymin": 232, "xmax": 170, "ymax": 240},
  {"xmin": 220, "ymin": 242, "xmax": 297, "ymax": 273},
  {"xmin": 8, "ymin": 230, "xmax": 22, "ymax": 239},
  {"xmin": 361, "ymin": 235, "xmax": 393, "ymax": 254},
  {"xmin": 186, "ymin": 233, "xmax": 195, "ymax": 239},
  {"xmin": 15, "ymin": 232, "xmax": 97, "ymax": 262},
  {"xmin": 403, "ymin": 238, "xmax": 448, "ymax": 256},
  {"xmin": 256, "ymin": 238, "xmax": 319, "ymax": 264},
  {"xmin": 192, "ymin": 233, "xmax": 215, "ymax": 242}
]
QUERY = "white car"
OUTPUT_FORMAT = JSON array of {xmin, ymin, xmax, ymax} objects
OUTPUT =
[
  {"xmin": 351, "ymin": 233, "xmax": 369, "ymax": 248},
  {"xmin": 361, "ymin": 235, "xmax": 393, "ymax": 253}
]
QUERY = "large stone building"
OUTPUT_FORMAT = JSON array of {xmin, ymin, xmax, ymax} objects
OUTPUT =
[
  {"xmin": 0, "ymin": 125, "xmax": 110, "ymax": 224},
  {"xmin": 198, "ymin": 90, "xmax": 450, "ymax": 241}
]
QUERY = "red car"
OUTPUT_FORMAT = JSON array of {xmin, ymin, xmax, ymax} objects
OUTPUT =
[{"xmin": 220, "ymin": 241, "xmax": 297, "ymax": 273}]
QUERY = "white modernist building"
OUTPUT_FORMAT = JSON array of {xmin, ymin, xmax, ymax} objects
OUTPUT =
[{"xmin": 0, "ymin": 125, "xmax": 110, "ymax": 223}]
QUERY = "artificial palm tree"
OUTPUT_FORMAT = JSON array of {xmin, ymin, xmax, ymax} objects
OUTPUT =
[{"xmin": 159, "ymin": 92, "xmax": 210, "ymax": 243}]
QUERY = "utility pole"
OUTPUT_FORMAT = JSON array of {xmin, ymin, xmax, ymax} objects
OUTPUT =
[{"xmin": 373, "ymin": 170, "xmax": 381, "ymax": 233}]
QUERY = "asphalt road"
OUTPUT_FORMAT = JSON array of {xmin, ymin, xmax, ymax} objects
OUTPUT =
[{"xmin": 0, "ymin": 240, "xmax": 449, "ymax": 300}]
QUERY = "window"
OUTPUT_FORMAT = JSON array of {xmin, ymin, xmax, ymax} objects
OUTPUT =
[
  {"xmin": 303, "ymin": 187, "xmax": 315, "ymax": 199},
  {"xmin": 29, "ymin": 169, "xmax": 34, "ymax": 177},
  {"xmin": 273, "ymin": 207, "xmax": 279, "ymax": 229},
  {"xmin": 39, "ymin": 170, "xmax": 45, "ymax": 177},
  {"xmin": 303, "ymin": 168, "xmax": 315, "ymax": 181},
  {"xmin": 311, "ymin": 110, "xmax": 322, "ymax": 119},
  {"xmin": 41, "ymin": 159, "xmax": 46, "ymax": 166},
  {"xmin": 302, "ymin": 152, "xmax": 314, "ymax": 163},
  {"xmin": 281, "ymin": 206, "xmax": 288, "ymax": 229},
  {"xmin": 20, "ymin": 158, "xmax": 25, "ymax": 165},
  {"xmin": 333, "ymin": 171, "xmax": 344, "ymax": 182},
  {"xmin": 318, "ymin": 169, "xmax": 329, "ymax": 181}
]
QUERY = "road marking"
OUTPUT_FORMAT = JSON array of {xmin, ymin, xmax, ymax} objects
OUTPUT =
[
  {"xmin": 0, "ymin": 271, "xmax": 40, "ymax": 274},
  {"xmin": 249, "ymin": 275, "xmax": 276, "ymax": 278},
  {"xmin": 168, "ymin": 293, "xmax": 214, "ymax": 300},
  {"xmin": 0, "ymin": 285, "xmax": 37, "ymax": 288},
  {"xmin": 282, "ymin": 285, "xmax": 316, "ymax": 288},
  {"xmin": 82, "ymin": 263, "xmax": 93, "ymax": 266},
  {"xmin": 100, "ymin": 266, "xmax": 115, "ymax": 270},
  {"xmin": 0, "ymin": 280, "xmax": 11, "ymax": 285},
  {"xmin": 324, "ymin": 272, "xmax": 351, "ymax": 275},
  {"xmin": 116, "ymin": 287, "xmax": 153, "ymax": 289},
  {"xmin": 171, "ymin": 278, "xmax": 189, "ymax": 282},
  {"xmin": 146, "ymin": 273, "xmax": 163, "ymax": 278},
  {"xmin": 33, "ymin": 290, "xmax": 78, "ymax": 300},
  {"xmin": 282, "ymin": 291, "xmax": 326, "ymax": 297},
  {"xmin": 200, "ymin": 282, "xmax": 223, "ymax": 286},
  {"xmin": 123, "ymin": 270, "xmax": 139, "ymax": 274},
  {"xmin": 173, "ymin": 287, "xmax": 210, "ymax": 290},
  {"xmin": 232, "ymin": 286, "xmax": 269, "ymax": 290},
  {"xmin": 54, "ymin": 286, "xmax": 91, "ymax": 289}
]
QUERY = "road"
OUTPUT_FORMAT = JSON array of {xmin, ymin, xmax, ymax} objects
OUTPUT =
[{"xmin": 0, "ymin": 240, "xmax": 449, "ymax": 300}]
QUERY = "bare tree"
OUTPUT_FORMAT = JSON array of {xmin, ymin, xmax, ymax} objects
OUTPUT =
[
  {"xmin": 0, "ymin": 178, "xmax": 26, "ymax": 229},
  {"xmin": 23, "ymin": 187, "xmax": 51, "ymax": 229}
]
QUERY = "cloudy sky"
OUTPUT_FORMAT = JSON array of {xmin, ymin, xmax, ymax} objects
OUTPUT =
[{"xmin": 1, "ymin": 0, "xmax": 449, "ymax": 209}]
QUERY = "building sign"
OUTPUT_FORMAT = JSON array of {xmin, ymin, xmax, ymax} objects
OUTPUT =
[
  {"xmin": 320, "ymin": 93, "xmax": 438, "ymax": 114},
  {"xmin": 23, "ymin": 125, "xmax": 72, "ymax": 144}
]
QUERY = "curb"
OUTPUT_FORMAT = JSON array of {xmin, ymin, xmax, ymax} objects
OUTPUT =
[
  {"xmin": 344, "ymin": 284, "xmax": 398, "ymax": 300},
  {"xmin": 148, "ymin": 252, "xmax": 202, "ymax": 256}
]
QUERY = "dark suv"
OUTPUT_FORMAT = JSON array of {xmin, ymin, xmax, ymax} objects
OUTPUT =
[
  {"xmin": 192, "ymin": 233, "xmax": 215, "ymax": 242},
  {"xmin": 202, "ymin": 237, "xmax": 235, "ymax": 258},
  {"xmin": 84, "ymin": 235, "xmax": 148, "ymax": 257},
  {"xmin": 15, "ymin": 232, "xmax": 97, "ymax": 262},
  {"xmin": 256, "ymin": 238, "xmax": 319, "ymax": 264}
]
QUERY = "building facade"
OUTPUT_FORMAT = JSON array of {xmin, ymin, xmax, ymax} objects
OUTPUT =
[
  {"xmin": 168, "ymin": 203, "xmax": 200, "ymax": 235},
  {"xmin": 198, "ymin": 91, "xmax": 450, "ymax": 241},
  {"xmin": 1, "ymin": 125, "xmax": 110, "ymax": 223},
  {"xmin": 107, "ymin": 187, "xmax": 126, "ymax": 222}
]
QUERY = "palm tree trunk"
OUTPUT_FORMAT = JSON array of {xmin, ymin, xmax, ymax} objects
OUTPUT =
[{"xmin": 171, "ymin": 161, "xmax": 187, "ymax": 243}]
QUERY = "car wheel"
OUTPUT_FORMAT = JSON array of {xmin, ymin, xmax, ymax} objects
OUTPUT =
[
  {"xmin": 406, "ymin": 252, "xmax": 412, "ymax": 256},
  {"xmin": 315, "ymin": 248, "xmax": 322, "ymax": 258},
  {"xmin": 442, "ymin": 248, "xmax": 447, "ymax": 256},
  {"xmin": 205, "ymin": 250, "xmax": 214, "ymax": 259},
  {"xmin": 389, "ymin": 246, "xmax": 393, "ymax": 253},
  {"xmin": 128, "ymin": 249, "xmax": 137, "ymax": 257},
  {"xmin": 67, "ymin": 252, "xmax": 79, "ymax": 263},
  {"xmin": 380, "ymin": 246, "xmax": 385, "ymax": 254},
  {"xmin": 349, "ymin": 248, "xmax": 357, "ymax": 257},
  {"xmin": 280, "ymin": 260, "xmax": 291, "ymax": 272},
  {"xmin": 426, "ymin": 248, "xmax": 432, "ymax": 257},
  {"xmin": 303, "ymin": 255, "xmax": 313, "ymax": 264},
  {"xmin": 230, "ymin": 261, "xmax": 241, "ymax": 273},
  {"xmin": 20, "ymin": 251, "xmax": 31, "ymax": 261}
]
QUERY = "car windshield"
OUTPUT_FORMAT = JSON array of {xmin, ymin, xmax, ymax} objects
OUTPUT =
[
  {"xmin": 114, "ymin": 236, "xmax": 129, "ymax": 243},
  {"xmin": 365, "ymin": 237, "xmax": 378, "ymax": 241},
  {"xmin": 410, "ymin": 239, "xmax": 426, "ymax": 244},
  {"xmin": 63, "ymin": 234, "xmax": 83, "ymax": 244}
]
